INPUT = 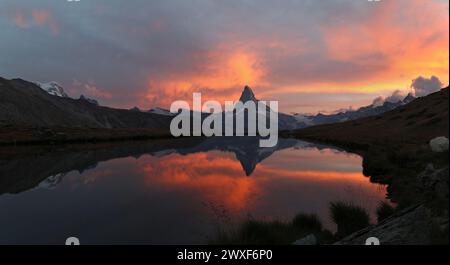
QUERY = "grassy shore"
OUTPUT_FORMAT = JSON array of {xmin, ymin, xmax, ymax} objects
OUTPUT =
[
  {"xmin": 0, "ymin": 126, "xmax": 173, "ymax": 146},
  {"xmin": 210, "ymin": 200, "xmax": 390, "ymax": 245}
]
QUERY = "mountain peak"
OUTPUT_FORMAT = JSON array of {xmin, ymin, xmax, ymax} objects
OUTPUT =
[
  {"xmin": 239, "ymin": 85, "xmax": 258, "ymax": 102},
  {"xmin": 130, "ymin": 106, "xmax": 141, "ymax": 112},
  {"xmin": 148, "ymin": 107, "xmax": 175, "ymax": 116},
  {"xmin": 403, "ymin": 93, "xmax": 416, "ymax": 104},
  {"xmin": 79, "ymin": 94, "xmax": 99, "ymax": 105}
]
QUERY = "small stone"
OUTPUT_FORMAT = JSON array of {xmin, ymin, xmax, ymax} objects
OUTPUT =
[{"xmin": 429, "ymin": 137, "xmax": 449, "ymax": 152}]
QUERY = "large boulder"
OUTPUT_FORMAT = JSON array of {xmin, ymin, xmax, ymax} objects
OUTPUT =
[{"xmin": 429, "ymin": 137, "xmax": 449, "ymax": 152}]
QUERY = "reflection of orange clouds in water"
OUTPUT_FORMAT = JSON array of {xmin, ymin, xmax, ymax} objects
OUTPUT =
[
  {"xmin": 82, "ymin": 169, "xmax": 113, "ymax": 185},
  {"xmin": 255, "ymin": 167, "xmax": 365, "ymax": 183},
  {"xmin": 141, "ymin": 152, "xmax": 261, "ymax": 211},
  {"xmin": 139, "ymin": 149, "xmax": 386, "ymax": 214}
]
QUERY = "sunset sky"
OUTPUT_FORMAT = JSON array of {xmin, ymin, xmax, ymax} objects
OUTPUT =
[{"xmin": 0, "ymin": 0, "xmax": 448, "ymax": 114}]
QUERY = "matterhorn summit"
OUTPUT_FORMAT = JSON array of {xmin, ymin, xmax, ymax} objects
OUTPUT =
[{"xmin": 239, "ymin": 85, "xmax": 258, "ymax": 103}]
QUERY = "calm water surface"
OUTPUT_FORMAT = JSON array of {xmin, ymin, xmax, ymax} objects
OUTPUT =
[{"xmin": 0, "ymin": 138, "xmax": 387, "ymax": 244}]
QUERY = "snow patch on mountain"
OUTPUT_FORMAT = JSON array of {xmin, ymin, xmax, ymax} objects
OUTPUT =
[
  {"xmin": 293, "ymin": 114, "xmax": 314, "ymax": 126},
  {"xmin": 35, "ymin": 81, "xmax": 69, "ymax": 98},
  {"xmin": 38, "ymin": 173, "xmax": 66, "ymax": 189},
  {"xmin": 148, "ymin": 107, "xmax": 175, "ymax": 116}
]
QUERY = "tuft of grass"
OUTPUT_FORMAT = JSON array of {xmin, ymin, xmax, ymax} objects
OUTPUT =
[
  {"xmin": 210, "ymin": 214, "xmax": 334, "ymax": 245},
  {"xmin": 329, "ymin": 201, "xmax": 370, "ymax": 238},
  {"xmin": 239, "ymin": 220, "xmax": 296, "ymax": 244},
  {"xmin": 211, "ymin": 201, "xmax": 376, "ymax": 245},
  {"xmin": 210, "ymin": 219, "xmax": 303, "ymax": 245},
  {"xmin": 376, "ymin": 201, "xmax": 395, "ymax": 223},
  {"xmin": 292, "ymin": 213, "xmax": 323, "ymax": 232}
]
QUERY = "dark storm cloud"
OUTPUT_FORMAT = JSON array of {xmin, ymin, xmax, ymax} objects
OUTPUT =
[{"xmin": 0, "ymin": 0, "xmax": 220, "ymax": 106}]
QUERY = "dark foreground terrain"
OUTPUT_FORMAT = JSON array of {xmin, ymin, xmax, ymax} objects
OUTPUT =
[
  {"xmin": 0, "ymin": 126, "xmax": 172, "ymax": 145},
  {"xmin": 283, "ymin": 88, "xmax": 449, "ymax": 244}
]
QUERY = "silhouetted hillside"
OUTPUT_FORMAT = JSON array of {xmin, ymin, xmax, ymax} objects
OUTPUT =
[
  {"xmin": 285, "ymin": 87, "xmax": 449, "ymax": 147},
  {"xmin": 0, "ymin": 77, "xmax": 171, "ymax": 129}
]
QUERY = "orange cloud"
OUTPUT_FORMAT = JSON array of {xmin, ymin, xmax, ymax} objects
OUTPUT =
[
  {"xmin": 10, "ymin": 9, "xmax": 59, "ymax": 35},
  {"xmin": 32, "ymin": 9, "xmax": 50, "ymax": 25},
  {"xmin": 144, "ymin": 49, "xmax": 266, "ymax": 109},
  {"xmin": 319, "ymin": 0, "xmax": 449, "ymax": 93},
  {"xmin": 13, "ymin": 12, "xmax": 28, "ymax": 28},
  {"xmin": 84, "ymin": 84, "xmax": 113, "ymax": 99},
  {"xmin": 141, "ymin": 1, "xmax": 448, "ymax": 112},
  {"xmin": 72, "ymin": 80, "xmax": 113, "ymax": 99}
]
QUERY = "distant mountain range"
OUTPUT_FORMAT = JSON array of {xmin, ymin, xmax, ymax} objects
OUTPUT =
[
  {"xmin": 130, "ymin": 106, "xmax": 175, "ymax": 116},
  {"xmin": 0, "ymin": 77, "xmax": 171, "ymax": 129},
  {"xmin": 216, "ymin": 85, "xmax": 418, "ymax": 130},
  {"xmin": 287, "ymin": 87, "xmax": 449, "ymax": 146},
  {"xmin": 34, "ymin": 81, "xmax": 101, "ymax": 106},
  {"xmin": 0, "ymin": 76, "xmax": 419, "ymax": 132},
  {"xmin": 292, "ymin": 93, "xmax": 416, "ymax": 128}
]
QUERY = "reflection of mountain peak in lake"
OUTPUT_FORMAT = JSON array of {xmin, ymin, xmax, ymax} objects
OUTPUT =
[
  {"xmin": 165, "ymin": 137, "xmax": 323, "ymax": 176},
  {"xmin": 0, "ymin": 138, "xmax": 332, "ymax": 195}
]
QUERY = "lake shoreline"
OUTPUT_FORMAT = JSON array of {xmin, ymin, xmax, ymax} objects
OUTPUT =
[
  {"xmin": 280, "ymin": 134, "xmax": 448, "ymax": 244},
  {"xmin": 279, "ymin": 91, "xmax": 449, "ymax": 245},
  {"xmin": 0, "ymin": 126, "xmax": 175, "ymax": 146}
]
